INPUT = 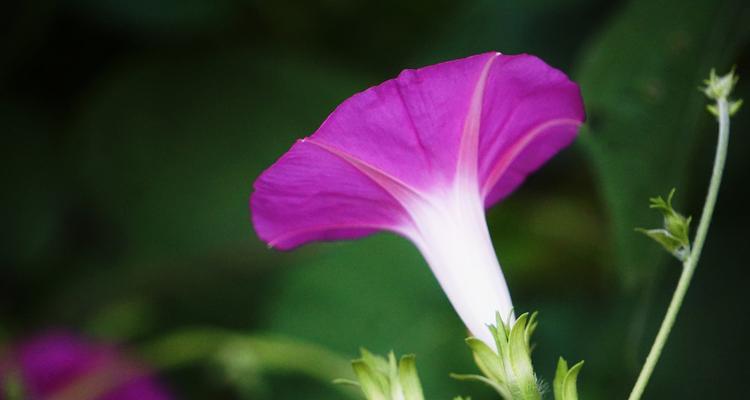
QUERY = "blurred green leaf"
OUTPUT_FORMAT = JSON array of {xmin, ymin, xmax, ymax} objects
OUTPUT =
[
  {"xmin": 49, "ymin": 252, "xmax": 283, "ymax": 336},
  {"xmin": 420, "ymin": 0, "xmax": 609, "ymax": 69},
  {"xmin": 140, "ymin": 328, "xmax": 359, "ymax": 399},
  {"xmin": 71, "ymin": 48, "xmax": 366, "ymax": 264},
  {"xmin": 2, "ymin": 369, "xmax": 27, "ymax": 400},
  {"xmin": 37, "ymin": 49, "xmax": 371, "ymax": 339},
  {"xmin": 66, "ymin": 0, "xmax": 242, "ymax": 36},
  {"xmin": 486, "ymin": 192, "xmax": 607, "ymax": 294},
  {"xmin": 0, "ymin": 103, "xmax": 61, "ymax": 267},
  {"xmin": 575, "ymin": 0, "xmax": 750, "ymax": 287},
  {"xmin": 85, "ymin": 297, "xmax": 156, "ymax": 340},
  {"xmin": 262, "ymin": 235, "xmax": 476, "ymax": 399}
]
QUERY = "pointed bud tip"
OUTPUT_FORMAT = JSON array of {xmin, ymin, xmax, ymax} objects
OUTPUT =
[
  {"xmin": 639, "ymin": 189, "xmax": 691, "ymax": 261},
  {"xmin": 702, "ymin": 67, "xmax": 740, "ymax": 101}
]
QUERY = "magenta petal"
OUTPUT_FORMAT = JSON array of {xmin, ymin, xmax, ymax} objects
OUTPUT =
[
  {"xmin": 13, "ymin": 333, "xmax": 109, "ymax": 396},
  {"xmin": 311, "ymin": 52, "xmax": 498, "ymax": 191},
  {"xmin": 250, "ymin": 53, "xmax": 586, "ymax": 345},
  {"xmin": 0, "ymin": 332, "xmax": 170, "ymax": 400},
  {"xmin": 251, "ymin": 140, "xmax": 414, "ymax": 250},
  {"xmin": 251, "ymin": 53, "xmax": 502, "ymax": 249},
  {"xmin": 477, "ymin": 54, "xmax": 585, "ymax": 206},
  {"xmin": 251, "ymin": 52, "xmax": 584, "ymax": 250}
]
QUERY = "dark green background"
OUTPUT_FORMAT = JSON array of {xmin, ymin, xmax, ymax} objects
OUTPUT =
[{"xmin": 2, "ymin": 0, "xmax": 749, "ymax": 398}]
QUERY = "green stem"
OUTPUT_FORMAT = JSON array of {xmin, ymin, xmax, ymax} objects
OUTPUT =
[{"xmin": 627, "ymin": 97, "xmax": 730, "ymax": 400}]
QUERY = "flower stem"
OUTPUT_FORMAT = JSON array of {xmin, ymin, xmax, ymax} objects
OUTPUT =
[{"xmin": 627, "ymin": 97, "xmax": 730, "ymax": 400}]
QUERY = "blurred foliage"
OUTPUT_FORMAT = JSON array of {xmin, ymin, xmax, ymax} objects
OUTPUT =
[
  {"xmin": 70, "ymin": 49, "xmax": 366, "ymax": 262},
  {"xmin": 1, "ymin": 0, "xmax": 749, "ymax": 399},
  {"xmin": 576, "ymin": 0, "xmax": 750, "ymax": 288},
  {"xmin": 264, "ymin": 236, "xmax": 476, "ymax": 398},
  {"xmin": 140, "ymin": 329, "xmax": 360, "ymax": 399}
]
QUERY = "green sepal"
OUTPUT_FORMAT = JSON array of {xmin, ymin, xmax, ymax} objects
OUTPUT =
[
  {"xmin": 701, "ymin": 67, "xmax": 739, "ymax": 100},
  {"xmin": 707, "ymin": 96, "xmax": 742, "ymax": 118},
  {"xmin": 635, "ymin": 228, "xmax": 690, "ymax": 261},
  {"xmin": 455, "ymin": 312, "xmax": 542, "ymax": 400},
  {"xmin": 352, "ymin": 359, "xmax": 389, "ymax": 400},
  {"xmin": 637, "ymin": 188, "xmax": 692, "ymax": 261},
  {"xmin": 398, "ymin": 355, "xmax": 424, "ymax": 400},
  {"xmin": 507, "ymin": 314, "xmax": 539, "ymax": 399},
  {"xmin": 451, "ymin": 373, "xmax": 510, "ymax": 399},
  {"xmin": 332, "ymin": 378, "xmax": 361, "ymax": 387},
  {"xmin": 706, "ymin": 104, "xmax": 718, "ymax": 117},
  {"xmin": 553, "ymin": 357, "xmax": 584, "ymax": 400},
  {"xmin": 524, "ymin": 312, "xmax": 538, "ymax": 352},
  {"xmin": 702, "ymin": 68, "xmax": 743, "ymax": 119},
  {"xmin": 360, "ymin": 348, "xmax": 391, "ymax": 375},
  {"xmin": 729, "ymin": 99, "xmax": 743, "ymax": 116},
  {"xmin": 553, "ymin": 358, "xmax": 568, "ymax": 400},
  {"xmin": 465, "ymin": 338, "xmax": 505, "ymax": 384},
  {"xmin": 344, "ymin": 349, "xmax": 425, "ymax": 400}
]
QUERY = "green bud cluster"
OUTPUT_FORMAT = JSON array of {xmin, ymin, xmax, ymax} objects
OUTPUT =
[
  {"xmin": 342, "ymin": 313, "xmax": 583, "ymax": 400},
  {"xmin": 452, "ymin": 312, "xmax": 541, "ymax": 400},
  {"xmin": 702, "ymin": 68, "xmax": 742, "ymax": 116},
  {"xmin": 339, "ymin": 349, "xmax": 425, "ymax": 400},
  {"xmin": 452, "ymin": 312, "xmax": 583, "ymax": 400},
  {"xmin": 637, "ymin": 189, "xmax": 692, "ymax": 261}
]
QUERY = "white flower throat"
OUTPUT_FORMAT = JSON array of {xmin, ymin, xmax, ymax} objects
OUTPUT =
[{"xmin": 403, "ymin": 181, "xmax": 514, "ymax": 347}]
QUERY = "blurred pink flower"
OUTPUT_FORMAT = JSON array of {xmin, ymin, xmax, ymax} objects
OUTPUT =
[
  {"xmin": 251, "ymin": 52, "xmax": 584, "ymax": 345},
  {"xmin": 0, "ymin": 332, "xmax": 170, "ymax": 400}
]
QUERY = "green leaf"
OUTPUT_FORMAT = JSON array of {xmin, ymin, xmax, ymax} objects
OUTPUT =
[
  {"xmin": 71, "ymin": 49, "xmax": 367, "ymax": 264},
  {"xmin": 575, "ymin": 0, "xmax": 749, "ymax": 287}
]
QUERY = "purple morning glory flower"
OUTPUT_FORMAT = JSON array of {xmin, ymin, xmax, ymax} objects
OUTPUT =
[
  {"xmin": 0, "ymin": 332, "xmax": 171, "ymax": 400},
  {"xmin": 250, "ymin": 52, "xmax": 585, "ymax": 345}
]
